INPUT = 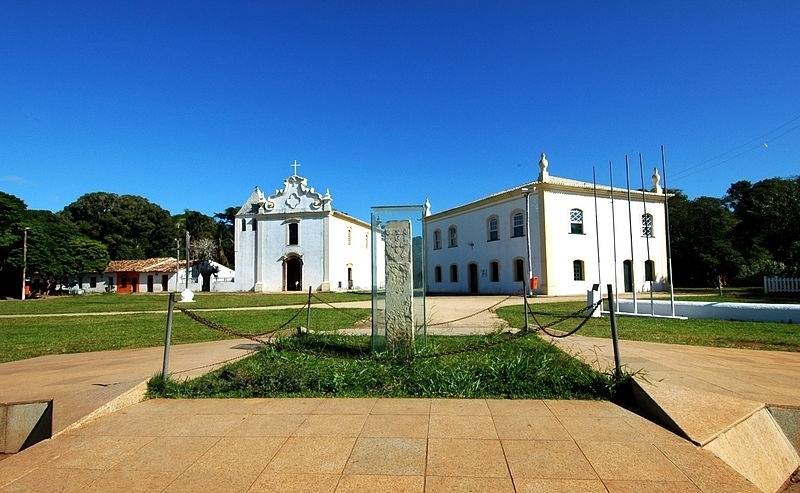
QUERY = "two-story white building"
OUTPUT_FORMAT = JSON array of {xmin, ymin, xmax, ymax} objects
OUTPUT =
[
  {"xmin": 234, "ymin": 168, "xmax": 379, "ymax": 292},
  {"xmin": 425, "ymin": 154, "xmax": 670, "ymax": 296}
]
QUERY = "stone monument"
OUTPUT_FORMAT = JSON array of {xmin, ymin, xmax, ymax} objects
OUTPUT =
[{"xmin": 384, "ymin": 220, "xmax": 415, "ymax": 354}]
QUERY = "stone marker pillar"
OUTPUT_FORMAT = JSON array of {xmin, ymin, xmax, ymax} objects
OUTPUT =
[{"xmin": 384, "ymin": 220, "xmax": 414, "ymax": 354}]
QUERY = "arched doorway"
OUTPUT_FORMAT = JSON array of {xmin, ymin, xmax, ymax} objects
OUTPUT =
[
  {"xmin": 468, "ymin": 263, "xmax": 479, "ymax": 294},
  {"xmin": 285, "ymin": 256, "xmax": 303, "ymax": 291},
  {"xmin": 623, "ymin": 260, "xmax": 633, "ymax": 292}
]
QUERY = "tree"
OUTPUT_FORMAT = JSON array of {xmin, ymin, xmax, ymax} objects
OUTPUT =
[
  {"xmin": 61, "ymin": 192, "xmax": 173, "ymax": 260},
  {"xmin": 214, "ymin": 206, "xmax": 238, "ymax": 267},
  {"xmin": 724, "ymin": 177, "xmax": 800, "ymax": 280},
  {"xmin": 668, "ymin": 191, "xmax": 742, "ymax": 287}
]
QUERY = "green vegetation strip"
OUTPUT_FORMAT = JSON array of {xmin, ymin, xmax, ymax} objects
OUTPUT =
[
  {"xmin": 148, "ymin": 332, "xmax": 625, "ymax": 400},
  {"xmin": 496, "ymin": 302, "xmax": 800, "ymax": 352},
  {"xmin": 0, "ymin": 307, "xmax": 371, "ymax": 363}
]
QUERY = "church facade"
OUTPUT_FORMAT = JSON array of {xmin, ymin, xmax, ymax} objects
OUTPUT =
[
  {"xmin": 234, "ymin": 170, "xmax": 378, "ymax": 292},
  {"xmin": 424, "ymin": 154, "xmax": 671, "ymax": 296}
]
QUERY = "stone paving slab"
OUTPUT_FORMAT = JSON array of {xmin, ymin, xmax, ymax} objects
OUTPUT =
[{"xmin": 0, "ymin": 398, "xmax": 760, "ymax": 492}]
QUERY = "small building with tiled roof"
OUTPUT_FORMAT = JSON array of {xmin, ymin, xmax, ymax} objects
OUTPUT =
[{"xmin": 101, "ymin": 258, "xmax": 235, "ymax": 294}]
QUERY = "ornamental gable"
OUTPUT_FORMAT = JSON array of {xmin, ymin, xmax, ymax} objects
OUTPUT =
[{"xmin": 237, "ymin": 174, "xmax": 332, "ymax": 216}]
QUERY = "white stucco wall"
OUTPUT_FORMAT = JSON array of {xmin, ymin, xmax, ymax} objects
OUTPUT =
[
  {"xmin": 425, "ymin": 174, "xmax": 670, "ymax": 297},
  {"xmin": 617, "ymin": 299, "xmax": 800, "ymax": 324}
]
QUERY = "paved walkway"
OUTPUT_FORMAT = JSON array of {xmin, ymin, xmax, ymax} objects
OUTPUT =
[{"xmin": 1, "ymin": 296, "xmax": 797, "ymax": 492}]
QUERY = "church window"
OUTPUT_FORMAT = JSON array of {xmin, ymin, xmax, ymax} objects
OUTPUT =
[
  {"xmin": 570, "ymin": 208, "xmax": 584, "ymax": 234},
  {"xmin": 450, "ymin": 264, "xmax": 458, "ymax": 282},
  {"xmin": 573, "ymin": 260, "xmax": 585, "ymax": 281},
  {"xmin": 251, "ymin": 219, "xmax": 257, "ymax": 231},
  {"xmin": 241, "ymin": 218, "xmax": 246, "ymax": 232},
  {"xmin": 288, "ymin": 222, "xmax": 299, "ymax": 245},
  {"xmin": 448, "ymin": 226, "xmax": 457, "ymax": 247},
  {"xmin": 512, "ymin": 212, "xmax": 524, "ymax": 237},
  {"xmin": 490, "ymin": 261, "xmax": 500, "ymax": 282},
  {"xmin": 433, "ymin": 229, "xmax": 442, "ymax": 250},
  {"xmin": 487, "ymin": 216, "xmax": 499, "ymax": 241},
  {"xmin": 642, "ymin": 213, "xmax": 654, "ymax": 238},
  {"xmin": 644, "ymin": 260, "xmax": 655, "ymax": 281},
  {"xmin": 514, "ymin": 258, "xmax": 525, "ymax": 282},
  {"xmin": 434, "ymin": 266, "xmax": 442, "ymax": 283}
]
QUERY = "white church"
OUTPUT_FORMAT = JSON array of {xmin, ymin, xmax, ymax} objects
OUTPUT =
[
  {"xmin": 425, "ymin": 153, "xmax": 670, "ymax": 296},
  {"xmin": 234, "ymin": 155, "xmax": 670, "ymax": 297},
  {"xmin": 234, "ymin": 163, "xmax": 378, "ymax": 292}
]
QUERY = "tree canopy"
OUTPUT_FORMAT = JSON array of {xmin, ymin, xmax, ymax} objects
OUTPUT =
[{"xmin": 61, "ymin": 192, "xmax": 174, "ymax": 260}]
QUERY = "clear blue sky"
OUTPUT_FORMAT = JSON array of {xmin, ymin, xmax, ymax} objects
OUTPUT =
[{"xmin": 2, "ymin": 1, "xmax": 798, "ymax": 221}]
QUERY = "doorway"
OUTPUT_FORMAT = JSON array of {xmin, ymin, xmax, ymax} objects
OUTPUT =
[
  {"xmin": 468, "ymin": 263, "xmax": 479, "ymax": 294},
  {"xmin": 286, "ymin": 257, "xmax": 303, "ymax": 291},
  {"xmin": 623, "ymin": 260, "xmax": 633, "ymax": 292}
]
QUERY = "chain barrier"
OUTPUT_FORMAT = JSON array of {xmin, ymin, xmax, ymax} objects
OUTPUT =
[
  {"xmin": 175, "ymin": 296, "xmax": 604, "ymax": 363},
  {"xmin": 526, "ymin": 297, "xmax": 603, "ymax": 338},
  {"xmin": 427, "ymin": 295, "xmax": 514, "ymax": 327},
  {"xmin": 309, "ymin": 293, "xmax": 371, "ymax": 322}
]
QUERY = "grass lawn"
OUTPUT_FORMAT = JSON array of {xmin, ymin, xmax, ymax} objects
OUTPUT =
[
  {"xmin": 148, "ymin": 331, "xmax": 624, "ymax": 400},
  {"xmin": 495, "ymin": 301, "xmax": 800, "ymax": 352},
  {"xmin": 0, "ymin": 303, "xmax": 371, "ymax": 363}
]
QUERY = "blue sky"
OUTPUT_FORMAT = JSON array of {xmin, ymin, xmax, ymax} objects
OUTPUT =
[{"xmin": 2, "ymin": 1, "xmax": 798, "ymax": 221}]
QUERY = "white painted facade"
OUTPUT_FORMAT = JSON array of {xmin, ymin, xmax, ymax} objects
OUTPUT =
[
  {"xmin": 234, "ymin": 173, "xmax": 379, "ymax": 292},
  {"xmin": 425, "ymin": 154, "xmax": 671, "ymax": 296}
]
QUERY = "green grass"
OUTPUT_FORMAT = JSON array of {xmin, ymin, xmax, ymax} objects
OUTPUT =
[
  {"xmin": 148, "ymin": 331, "xmax": 625, "ymax": 400},
  {"xmin": 0, "ymin": 306, "xmax": 371, "ymax": 363},
  {"xmin": 0, "ymin": 291, "xmax": 371, "ymax": 315},
  {"xmin": 496, "ymin": 301, "xmax": 800, "ymax": 352}
]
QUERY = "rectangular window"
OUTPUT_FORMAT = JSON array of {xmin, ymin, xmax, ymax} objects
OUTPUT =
[
  {"xmin": 490, "ymin": 261, "xmax": 499, "ymax": 282},
  {"xmin": 514, "ymin": 259, "xmax": 524, "ymax": 282},
  {"xmin": 89, "ymin": 277, "xmax": 97, "ymax": 288},
  {"xmin": 488, "ymin": 218, "xmax": 498, "ymax": 241},
  {"xmin": 644, "ymin": 260, "xmax": 655, "ymax": 281},
  {"xmin": 288, "ymin": 223, "xmax": 299, "ymax": 245},
  {"xmin": 512, "ymin": 213, "xmax": 524, "ymax": 237},
  {"xmin": 570, "ymin": 209, "xmax": 584, "ymax": 234},
  {"xmin": 434, "ymin": 266, "xmax": 442, "ymax": 283},
  {"xmin": 433, "ymin": 230, "xmax": 442, "ymax": 250},
  {"xmin": 642, "ymin": 214, "xmax": 654, "ymax": 238},
  {"xmin": 241, "ymin": 218, "xmax": 247, "ymax": 232},
  {"xmin": 450, "ymin": 264, "xmax": 458, "ymax": 282},
  {"xmin": 573, "ymin": 260, "xmax": 585, "ymax": 281},
  {"xmin": 448, "ymin": 227, "xmax": 457, "ymax": 247},
  {"xmin": 251, "ymin": 218, "xmax": 257, "ymax": 231}
]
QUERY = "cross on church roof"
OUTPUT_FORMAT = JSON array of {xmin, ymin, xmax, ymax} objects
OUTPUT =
[{"xmin": 291, "ymin": 159, "xmax": 301, "ymax": 176}]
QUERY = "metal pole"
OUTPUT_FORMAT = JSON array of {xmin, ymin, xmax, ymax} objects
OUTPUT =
[
  {"xmin": 184, "ymin": 230, "xmax": 190, "ymax": 290},
  {"xmin": 661, "ymin": 145, "xmax": 676, "ymax": 317},
  {"xmin": 625, "ymin": 156, "xmax": 638, "ymax": 314},
  {"xmin": 162, "ymin": 292, "xmax": 175, "ymax": 381},
  {"xmin": 592, "ymin": 167, "xmax": 602, "ymax": 288},
  {"xmin": 609, "ymin": 162, "xmax": 620, "ymax": 311},
  {"xmin": 306, "ymin": 286, "xmax": 312, "ymax": 329},
  {"xmin": 522, "ymin": 281, "xmax": 529, "ymax": 330},
  {"xmin": 21, "ymin": 227, "xmax": 29, "ymax": 300},
  {"xmin": 639, "ymin": 154, "xmax": 654, "ymax": 316},
  {"xmin": 607, "ymin": 284, "xmax": 622, "ymax": 378},
  {"xmin": 521, "ymin": 188, "xmax": 533, "ymax": 296},
  {"xmin": 175, "ymin": 238, "xmax": 180, "ymax": 292}
]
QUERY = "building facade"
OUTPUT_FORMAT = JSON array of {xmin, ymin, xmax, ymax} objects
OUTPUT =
[
  {"xmin": 425, "ymin": 154, "xmax": 671, "ymax": 296},
  {"xmin": 234, "ymin": 171, "xmax": 378, "ymax": 292}
]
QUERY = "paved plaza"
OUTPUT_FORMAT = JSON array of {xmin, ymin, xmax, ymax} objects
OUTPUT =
[{"xmin": 1, "ymin": 296, "xmax": 797, "ymax": 492}]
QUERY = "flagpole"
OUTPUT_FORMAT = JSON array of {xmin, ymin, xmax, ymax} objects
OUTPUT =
[
  {"xmin": 639, "ymin": 153, "xmax": 654, "ymax": 316},
  {"xmin": 593, "ymin": 166, "xmax": 602, "ymax": 287},
  {"xmin": 609, "ymin": 161, "xmax": 619, "ymax": 311},
  {"xmin": 661, "ymin": 145, "xmax": 676, "ymax": 316},
  {"xmin": 625, "ymin": 155, "xmax": 638, "ymax": 314}
]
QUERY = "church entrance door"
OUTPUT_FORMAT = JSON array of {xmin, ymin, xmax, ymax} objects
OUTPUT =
[
  {"xmin": 468, "ymin": 263, "xmax": 479, "ymax": 294},
  {"xmin": 286, "ymin": 257, "xmax": 303, "ymax": 291}
]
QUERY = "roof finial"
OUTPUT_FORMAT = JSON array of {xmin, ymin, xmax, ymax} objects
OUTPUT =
[
  {"xmin": 537, "ymin": 152, "xmax": 549, "ymax": 182},
  {"xmin": 651, "ymin": 167, "xmax": 662, "ymax": 194},
  {"xmin": 291, "ymin": 159, "xmax": 301, "ymax": 176}
]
